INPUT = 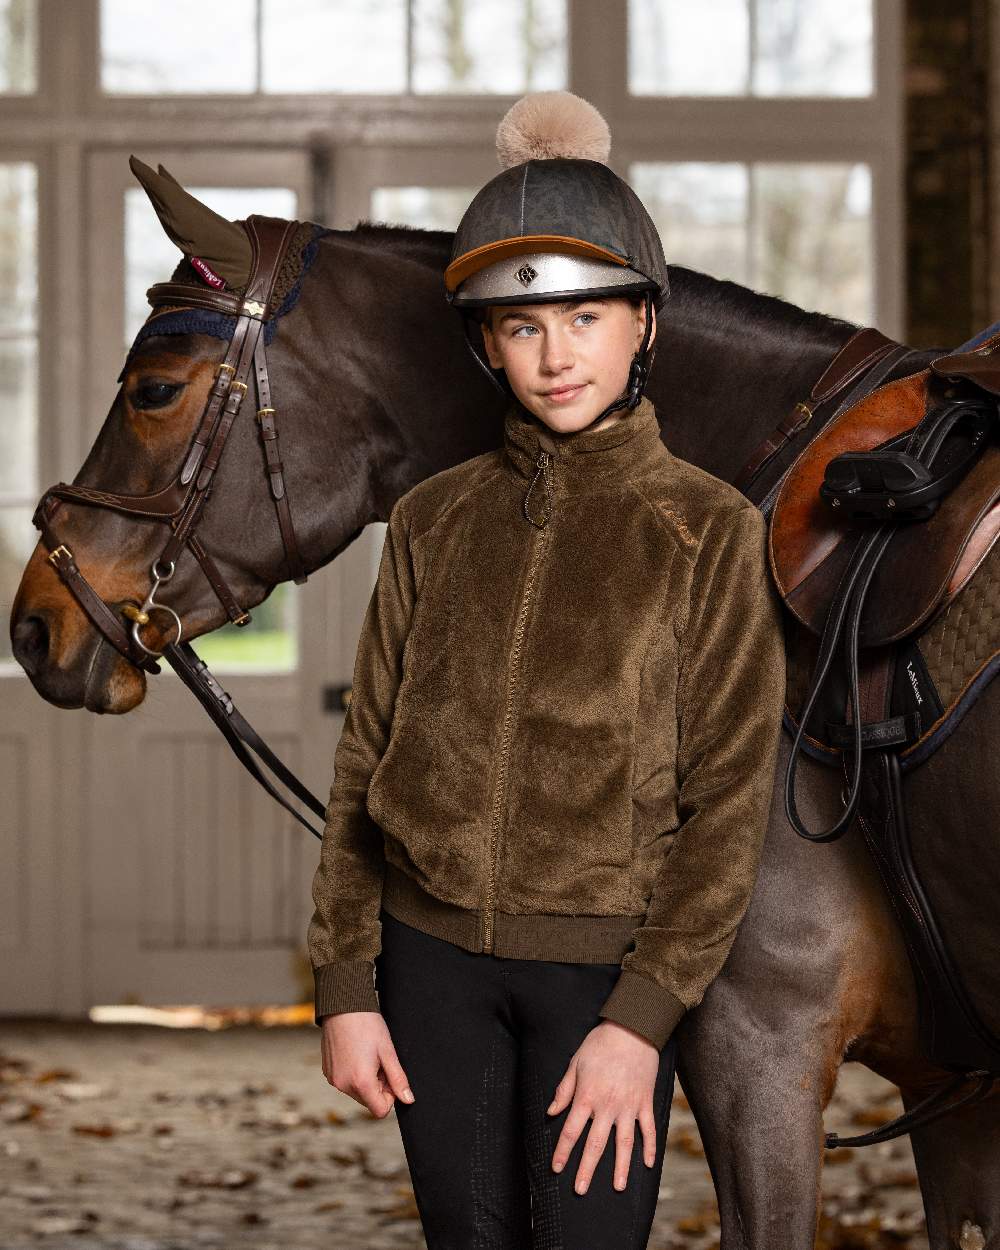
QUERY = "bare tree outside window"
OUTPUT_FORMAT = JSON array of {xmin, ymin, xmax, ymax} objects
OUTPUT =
[{"xmin": 0, "ymin": 0, "xmax": 35, "ymax": 92}]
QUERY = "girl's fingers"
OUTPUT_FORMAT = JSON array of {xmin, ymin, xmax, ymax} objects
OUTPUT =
[
  {"xmin": 572, "ymin": 1114, "xmax": 613, "ymax": 1195},
  {"xmin": 378, "ymin": 1043, "xmax": 415, "ymax": 1104},
  {"xmin": 547, "ymin": 1058, "xmax": 577, "ymax": 1114},
  {"xmin": 550, "ymin": 1099, "xmax": 591, "ymax": 1174},
  {"xmin": 637, "ymin": 1101, "xmax": 658, "ymax": 1167},
  {"xmin": 612, "ymin": 1117, "xmax": 636, "ymax": 1191}
]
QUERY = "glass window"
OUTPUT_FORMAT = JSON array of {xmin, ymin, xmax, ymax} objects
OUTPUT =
[
  {"xmin": 371, "ymin": 186, "xmax": 478, "ymax": 231},
  {"xmin": 0, "ymin": 162, "xmax": 37, "ymax": 665},
  {"xmin": 0, "ymin": 0, "xmax": 37, "ymax": 93},
  {"xmin": 124, "ymin": 184, "xmax": 301, "ymax": 673},
  {"xmin": 632, "ymin": 160, "xmax": 872, "ymax": 324},
  {"xmin": 101, "ymin": 0, "xmax": 566, "ymax": 95},
  {"xmin": 261, "ymin": 0, "xmax": 406, "ymax": 93},
  {"xmin": 101, "ymin": 0, "xmax": 257, "ymax": 94},
  {"xmin": 629, "ymin": 0, "xmax": 872, "ymax": 97},
  {"xmin": 412, "ymin": 0, "xmax": 566, "ymax": 93}
]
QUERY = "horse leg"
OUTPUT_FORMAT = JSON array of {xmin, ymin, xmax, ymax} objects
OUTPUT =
[
  {"xmin": 897, "ymin": 1079, "xmax": 1000, "ymax": 1250},
  {"xmin": 673, "ymin": 735, "xmax": 879, "ymax": 1250},
  {"xmin": 675, "ymin": 991, "xmax": 835, "ymax": 1250}
]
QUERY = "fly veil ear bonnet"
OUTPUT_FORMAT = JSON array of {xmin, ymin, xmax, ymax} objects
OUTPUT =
[{"xmin": 445, "ymin": 91, "xmax": 670, "ymax": 430}]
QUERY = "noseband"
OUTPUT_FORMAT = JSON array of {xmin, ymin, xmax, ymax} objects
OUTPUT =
[{"xmin": 29, "ymin": 214, "xmax": 326, "ymax": 837}]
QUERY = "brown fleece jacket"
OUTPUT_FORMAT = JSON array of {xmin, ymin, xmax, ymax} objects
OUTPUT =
[{"xmin": 307, "ymin": 394, "xmax": 786, "ymax": 1049}]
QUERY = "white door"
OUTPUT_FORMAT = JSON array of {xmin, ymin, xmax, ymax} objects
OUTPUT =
[{"xmin": 70, "ymin": 147, "xmax": 349, "ymax": 1012}]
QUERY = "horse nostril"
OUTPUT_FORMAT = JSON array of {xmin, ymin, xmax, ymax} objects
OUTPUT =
[{"xmin": 11, "ymin": 613, "xmax": 50, "ymax": 676}]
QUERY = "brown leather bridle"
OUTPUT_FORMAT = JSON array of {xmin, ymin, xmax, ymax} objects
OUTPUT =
[{"xmin": 30, "ymin": 214, "xmax": 326, "ymax": 837}]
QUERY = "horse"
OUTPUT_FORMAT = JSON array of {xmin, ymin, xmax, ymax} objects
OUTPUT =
[{"xmin": 9, "ymin": 167, "xmax": 999, "ymax": 1248}]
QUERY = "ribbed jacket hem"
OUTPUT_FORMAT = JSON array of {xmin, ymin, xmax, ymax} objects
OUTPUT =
[
  {"xmin": 313, "ymin": 960, "xmax": 379, "ymax": 1026},
  {"xmin": 596, "ymin": 967, "xmax": 688, "ymax": 1050},
  {"xmin": 380, "ymin": 860, "xmax": 646, "ymax": 962}
]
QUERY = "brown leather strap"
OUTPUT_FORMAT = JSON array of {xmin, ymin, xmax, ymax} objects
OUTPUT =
[
  {"xmin": 188, "ymin": 533, "xmax": 251, "ymax": 625},
  {"xmin": 253, "ymin": 332, "xmax": 308, "ymax": 585},
  {"xmin": 734, "ymin": 327, "xmax": 900, "ymax": 495},
  {"xmin": 32, "ymin": 503, "xmax": 160, "ymax": 674},
  {"xmin": 809, "ymin": 328, "xmax": 898, "ymax": 404}
]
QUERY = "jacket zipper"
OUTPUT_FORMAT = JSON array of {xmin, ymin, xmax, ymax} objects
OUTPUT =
[{"xmin": 482, "ymin": 448, "xmax": 553, "ymax": 952}]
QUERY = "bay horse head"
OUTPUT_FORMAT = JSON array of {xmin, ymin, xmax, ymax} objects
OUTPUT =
[{"xmin": 9, "ymin": 156, "xmax": 498, "ymax": 714}]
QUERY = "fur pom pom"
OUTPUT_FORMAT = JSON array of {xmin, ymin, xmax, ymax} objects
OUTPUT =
[{"xmin": 496, "ymin": 91, "xmax": 611, "ymax": 169}]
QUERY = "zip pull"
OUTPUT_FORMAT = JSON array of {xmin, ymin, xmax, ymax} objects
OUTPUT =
[{"xmin": 524, "ymin": 449, "xmax": 553, "ymax": 527}]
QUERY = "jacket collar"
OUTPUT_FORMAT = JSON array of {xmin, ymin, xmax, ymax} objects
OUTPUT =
[{"xmin": 503, "ymin": 395, "xmax": 667, "ymax": 509}]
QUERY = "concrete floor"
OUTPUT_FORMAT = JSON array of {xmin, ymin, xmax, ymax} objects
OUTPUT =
[{"xmin": 0, "ymin": 1019, "xmax": 928, "ymax": 1250}]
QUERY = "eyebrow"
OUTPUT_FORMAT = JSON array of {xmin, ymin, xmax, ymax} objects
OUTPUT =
[{"xmin": 496, "ymin": 298, "xmax": 608, "ymax": 327}]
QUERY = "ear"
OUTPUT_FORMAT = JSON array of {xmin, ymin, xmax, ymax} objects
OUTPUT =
[
  {"xmin": 481, "ymin": 317, "xmax": 503, "ymax": 370},
  {"xmin": 635, "ymin": 298, "xmax": 656, "ymax": 351},
  {"xmin": 128, "ymin": 154, "xmax": 254, "ymax": 288}
]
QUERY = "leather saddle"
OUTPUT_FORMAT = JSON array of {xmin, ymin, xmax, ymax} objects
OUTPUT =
[{"xmin": 770, "ymin": 330, "xmax": 1000, "ymax": 650}]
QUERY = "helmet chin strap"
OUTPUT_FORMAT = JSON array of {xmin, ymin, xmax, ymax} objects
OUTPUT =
[{"xmin": 461, "ymin": 289, "xmax": 656, "ymax": 432}]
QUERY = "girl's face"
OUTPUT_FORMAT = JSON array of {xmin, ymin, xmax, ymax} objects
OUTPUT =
[{"xmin": 480, "ymin": 295, "xmax": 656, "ymax": 433}]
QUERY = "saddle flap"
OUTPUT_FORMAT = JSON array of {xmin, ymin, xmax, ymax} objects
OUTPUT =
[
  {"xmin": 930, "ymin": 330, "xmax": 1000, "ymax": 396},
  {"xmin": 769, "ymin": 366, "xmax": 1000, "ymax": 645}
]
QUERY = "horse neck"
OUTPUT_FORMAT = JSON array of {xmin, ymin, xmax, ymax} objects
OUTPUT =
[
  {"xmin": 305, "ymin": 228, "xmax": 506, "ymax": 522},
  {"xmin": 651, "ymin": 269, "xmax": 872, "ymax": 484}
]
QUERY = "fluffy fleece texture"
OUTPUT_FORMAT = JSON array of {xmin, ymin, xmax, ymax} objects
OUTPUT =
[
  {"xmin": 307, "ymin": 396, "xmax": 788, "ymax": 1051},
  {"xmin": 496, "ymin": 90, "xmax": 612, "ymax": 169}
]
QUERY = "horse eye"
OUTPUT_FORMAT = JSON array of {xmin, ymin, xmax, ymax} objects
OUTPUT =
[{"xmin": 133, "ymin": 380, "xmax": 184, "ymax": 410}]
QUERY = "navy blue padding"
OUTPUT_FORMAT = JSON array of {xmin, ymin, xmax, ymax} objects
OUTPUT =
[{"xmin": 117, "ymin": 223, "xmax": 331, "ymax": 382}]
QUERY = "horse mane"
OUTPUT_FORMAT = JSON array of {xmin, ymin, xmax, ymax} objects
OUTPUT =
[
  {"xmin": 663, "ymin": 265, "xmax": 860, "ymax": 350},
  {"xmin": 338, "ymin": 223, "xmax": 862, "ymax": 349},
  {"xmin": 348, "ymin": 221, "xmax": 455, "ymax": 270}
]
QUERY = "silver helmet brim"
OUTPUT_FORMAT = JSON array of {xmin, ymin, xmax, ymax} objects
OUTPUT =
[{"xmin": 448, "ymin": 251, "xmax": 657, "ymax": 309}]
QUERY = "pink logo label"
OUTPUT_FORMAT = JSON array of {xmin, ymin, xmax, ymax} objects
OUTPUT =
[{"xmin": 190, "ymin": 256, "xmax": 226, "ymax": 289}]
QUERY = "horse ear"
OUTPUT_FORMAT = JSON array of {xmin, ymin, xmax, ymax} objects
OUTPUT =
[{"xmin": 128, "ymin": 154, "xmax": 253, "ymax": 288}]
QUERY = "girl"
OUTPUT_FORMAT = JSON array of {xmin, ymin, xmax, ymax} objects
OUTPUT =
[{"xmin": 308, "ymin": 91, "xmax": 786, "ymax": 1249}]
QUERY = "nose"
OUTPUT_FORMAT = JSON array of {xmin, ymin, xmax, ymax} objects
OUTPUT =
[
  {"xmin": 540, "ymin": 326, "xmax": 574, "ymax": 374},
  {"xmin": 11, "ymin": 610, "xmax": 51, "ymax": 677}
]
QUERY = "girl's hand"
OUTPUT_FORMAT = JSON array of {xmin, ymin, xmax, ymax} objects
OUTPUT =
[
  {"xmin": 546, "ymin": 1020, "xmax": 660, "ymax": 1194},
  {"xmin": 320, "ymin": 1011, "xmax": 415, "ymax": 1119}
]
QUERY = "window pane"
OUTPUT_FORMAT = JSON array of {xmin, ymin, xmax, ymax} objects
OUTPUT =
[
  {"xmin": 124, "ymin": 184, "xmax": 301, "ymax": 673},
  {"xmin": 630, "ymin": 162, "xmax": 749, "ymax": 284},
  {"xmin": 629, "ymin": 161, "xmax": 872, "ymax": 325},
  {"xmin": 0, "ymin": 506, "xmax": 33, "ymax": 664},
  {"xmin": 0, "ymin": 161, "xmax": 37, "ymax": 505},
  {"xmin": 754, "ymin": 0, "xmax": 872, "ymax": 96},
  {"xmin": 0, "ymin": 338, "xmax": 37, "ymax": 496},
  {"xmin": 101, "ymin": 0, "xmax": 255, "ymax": 93},
  {"xmin": 413, "ymin": 0, "xmax": 566, "ymax": 93},
  {"xmin": 0, "ymin": 0, "xmax": 36, "ymax": 93},
  {"xmin": 629, "ymin": 0, "xmax": 872, "ymax": 96},
  {"xmin": 262, "ymin": 0, "xmax": 406, "ymax": 92},
  {"xmin": 371, "ymin": 186, "xmax": 478, "ymax": 231},
  {"xmin": 0, "ymin": 161, "xmax": 37, "ymax": 333},
  {"xmin": 629, "ymin": 0, "xmax": 748, "ymax": 96},
  {"xmin": 752, "ymin": 162, "xmax": 872, "ymax": 323},
  {"xmin": 191, "ymin": 582, "xmax": 298, "ymax": 672},
  {"xmin": 124, "ymin": 185, "xmax": 298, "ymax": 344}
]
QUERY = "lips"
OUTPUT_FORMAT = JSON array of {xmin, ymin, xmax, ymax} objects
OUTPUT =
[{"xmin": 544, "ymin": 383, "xmax": 587, "ymax": 398}]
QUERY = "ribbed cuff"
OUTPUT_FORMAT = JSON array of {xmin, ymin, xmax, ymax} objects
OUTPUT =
[
  {"xmin": 313, "ymin": 960, "xmax": 379, "ymax": 1026},
  {"xmin": 597, "ymin": 967, "xmax": 687, "ymax": 1050}
]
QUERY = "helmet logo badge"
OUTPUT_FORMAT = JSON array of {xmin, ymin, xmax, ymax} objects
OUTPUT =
[{"xmin": 514, "ymin": 263, "xmax": 538, "ymax": 287}]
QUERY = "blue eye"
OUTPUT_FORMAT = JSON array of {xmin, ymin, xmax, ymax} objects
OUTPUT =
[
  {"xmin": 575, "ymin": 312, "xmax": 598, "ymax": 326},
  {"xmin": 511, "ymin": 324, "xmax": 538, "ymax": 337}
]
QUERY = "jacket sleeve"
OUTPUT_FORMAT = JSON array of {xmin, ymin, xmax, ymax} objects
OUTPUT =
[
  {"xmin": 307, "ymin": 496, "xmax": 417, "ymax": 1025},
  {"xmin": 597, "ymin": 503, "xmax": 786, "ymax": 1049}
]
